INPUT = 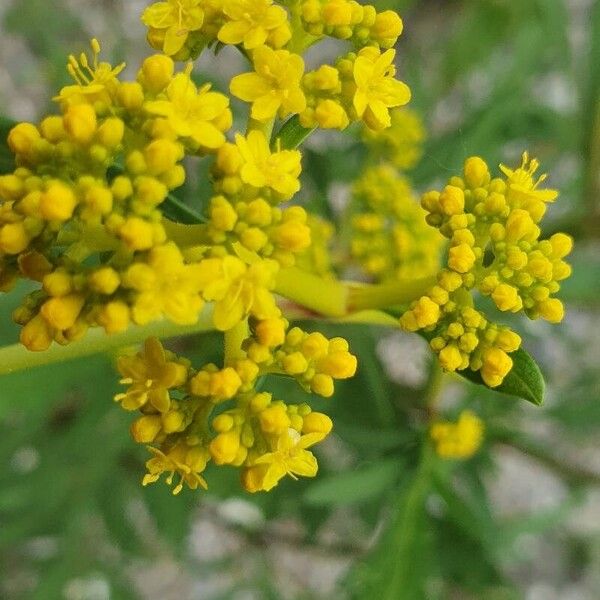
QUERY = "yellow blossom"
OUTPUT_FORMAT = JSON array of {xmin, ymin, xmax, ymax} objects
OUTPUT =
[
  {"xmin": 353, "ymin": 48, "xmax": 411, "ymax": 130},
  {"xmin": 142, "ymin": 0, "xmax": 205, "ymax": 56},
  {"xmin": 430, "ymin": 411, "xmax": 484, "ymax": 460},
  {"xmin": 235, "ymin": 131, "xmax": 302, "ymax": 199},
  {"xmin": 115, "ymin": 337, "xmax": 188, "ymax": 413},
  {"xmin": 230, "ymin": 46, "xmax": 306, "ymax": 121},
  {"xmin": 196, "ymin": 255, "xmax": 280, "ymax": 330},
  {"xmin": 247, "ymin": 429, "xmax": 325, "ymax": 491},
  {"xmin": 145, "ymin": 71, "xmax": 231, "ymax": 150},
  {"xmin": 219, "ymin": 0, "xmax": 291, "ymax": 49},
  {"xmin": 122, "ymin": 243, "xmax": 205, "ymax": 325},
  {"xmin": 55, "ymin": 39, "xmax": 125, "ymax": 106},
  {"xmin": 143, "ymin": 443, "xmax": 209, "ymax": 494}
]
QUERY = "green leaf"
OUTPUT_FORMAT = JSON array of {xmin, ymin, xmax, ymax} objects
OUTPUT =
[
  {"xmin": 418, "ymin": 329, "xmax": 545, "ymax": 405},
  {"xmin": 457, "ymin": 347, "xmax": 545, "ymax": 406},
  {"xmin": 273, "ymin": 115, "xmax": 316, "ymax": 150},
  {"xmin": 0, "ymin": 116, "xmax": 16, "ymax": 175},
  {"xmin": 160, "ymin": 192, "xmax": 207, "ymax": 224},
  {"xmin": 348, "ymin": 446, "xmax": 434, "ymax": 599},
  {"xmin": 304, "ymin": 458, "xmax": 404, "ymax": 507}
]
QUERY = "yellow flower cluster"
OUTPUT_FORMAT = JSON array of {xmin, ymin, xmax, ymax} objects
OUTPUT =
[
  {"xmin": 300, "ymin": 47, "xmax": 411, "ymax": 131},
  {"xmin": 2, "ymin": 0, "xmax": 569, "ymax": 501},
  {"xmin": 349, "ymin": 164, "xmax": 443, "ymax": 282},
  {"xmin": 0, "ymin": 43, "xmax": 240, "ymax": 350},
  {"xmin": 430, "ymin": 410, "xmax": 484, "ymax": 460},
  {"xmin": 299, "ymin": 0, "xmax": 403, "ymax": 48},
  {"xmin": 143, "ymin": 0, "xmax": 292, "ymax": 59},
  {"xmin": 400, "ymin": 155, "xmax": 573, "ymax": 387},
  {"xmin": 116, "ymin": 330, "xmax": 356, "ymax": 494},
  {"xmin": 204, "ymin": 130, "xmax": 311, "ymax": 269},
  {"xmin": 361, "ymin": 108, "xmax": 426, "ymax": 170},
  {"xmin": 295, "ymin": 215, "xmax": 335, "ymax": 277},
  {"xmin": 142, "ymin": 0, "xmax": 411, "ymax": 132}
]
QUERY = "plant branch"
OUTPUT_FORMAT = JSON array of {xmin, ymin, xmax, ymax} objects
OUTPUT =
[{"xmin": 0, "ymin": 309, "xmax": 215, "ymax": 376}]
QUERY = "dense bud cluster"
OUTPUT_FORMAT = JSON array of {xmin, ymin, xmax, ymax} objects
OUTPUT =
[
  {"xmin": 361, "ymin": 107, "xmax": 426, "ymax": 170},
  {"xmin": 400, "ymin": 155, "xmax": 572, "ymax": 387},
  {"xmin": 350, "ymin": 164, "xmax": 443, "ymax": 281},
  {"xmin": 0, "ymin": 45, "xmax": 237, "ymax": 350},
  {"xmin": 116, "ymin": 331, "xmax": 356, "ymax": 494},
  {"xmin": 0, "ymin": 0, "xmax": 573, "ymax": 494},
  {"xmin": 430, "ymin": 410, "xmax": 484, "ymax": 459},
  {"xmin": 299, "ymin": 0, "xmax": 403, "ymax": 49}
]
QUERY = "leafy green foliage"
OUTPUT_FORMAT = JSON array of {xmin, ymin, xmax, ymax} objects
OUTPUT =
[
  {"xmin": 0, "ymin": 117, "xmax": 15, "ymax": 175},
  {"xmin": 459, "ymin": 347, "xmax": 546, "ymax": 406}
]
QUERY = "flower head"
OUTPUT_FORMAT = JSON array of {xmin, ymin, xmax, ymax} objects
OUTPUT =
[
  {"xmin": 143, "ymin": 443, "xmax": 209, "ymax": 494},
  {"xmin": 145, "ymin": 70, "xmax": 231, "ymax": 151},
  {"xmin": 142, "ymin": 0, "xmax": 205, "ymax": 56},
  {"xmin": 430, "ymin": 410, "xmax": 484, "ymax": 460},
  {"xmin": 115, "ymin": 337, "xmax": 188, "ymax": 413},
  {"xmin": 353, "ymin": 48, "xmax": 411, "ymax": 130},
  {"xmin": 246, "ymin": 428, "xmax": 325, "ymax": 491},
  {"xmin": 55, "ymin": 39, "xmax": 125, "ymax": 106},
  {"xmin": 230, "ymin": 46, "xmax": 306, "ymax": 122},
  {"xmin": 197, "ymin": 254, "xmax": 280, "ymax": 330},
  {"xmin": 123, "ymin": 243, "xmax": 205, "ymax": 326},
  {"xmin": 235, "ymin": 131, "xmax": 302, "ymax": 199},
  {"xmin": 219, "ymin": 0, "xmax": 291, "ymax": 49}
]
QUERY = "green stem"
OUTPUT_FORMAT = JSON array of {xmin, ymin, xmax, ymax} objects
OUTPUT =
[
  {"xmin": 381, "ymin": 443, "xmax": 434, "ymax": 600},
  {"xmin": 0, "ymin": 269, "xmax": 433, "ymax": 376},
  {"xmin": 224, "ymin": 318, "xmax": 249, "ymax": 365},
  {"xmin": 162, "ymin": 219, "xmax": 211, "ymax": 247},
  {"xmin": 347, "ymin": 276, "xmax": 435, "ymax": 312},
  {"xmin": 275, "ymin": 266, "xmax": 348, "ymax": 317},
  {"xmin": 246, "ymin": 117, "xmax": 275, "ymax": 140},
  {"xmin": 0, "ymin": 309, "xmax": 214, "ymax": 376}
]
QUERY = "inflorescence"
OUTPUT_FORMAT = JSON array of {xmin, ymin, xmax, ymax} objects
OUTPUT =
[{"xmin": 0, "ymin": 0, "xmax": 571, "ymax": 492}]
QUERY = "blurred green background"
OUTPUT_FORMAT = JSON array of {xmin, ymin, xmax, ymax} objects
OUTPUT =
[{"xmin": 1, "ymin": 0, "xmax": 600, "ymax": 598}]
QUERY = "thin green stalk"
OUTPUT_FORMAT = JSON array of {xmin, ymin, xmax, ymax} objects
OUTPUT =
[
  {"xmin": 423, "ymin": 361, "xmax": 445, "ymax": 414},
  {"xmin": 224, "ymin": 318, "xmax": 249, "ymax": 365},
  {"xmin": 381, "ymin": 443, "xmax": 434, "ymax": 600},
  {"xmin": 0, "ymin": 268, "xmax": 434, "ymax": 377},
  {"xmin": 347, "ymin": 276, "xmax": 436, "ymax": 312},
  {"xmin": 275, "ymin": 266, "xmax": 349, "ymax": 317},
  {"xmin": 0, "ymin": 309, "xmax": 214, "ymax": 376}
]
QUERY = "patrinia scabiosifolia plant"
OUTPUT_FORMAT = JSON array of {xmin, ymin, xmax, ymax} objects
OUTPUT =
[{"xmin": 0, "ymin": 0, "xmax": 572, "ymax": 494}]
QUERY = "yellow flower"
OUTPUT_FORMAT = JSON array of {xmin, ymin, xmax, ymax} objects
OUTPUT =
[
  {"xmin": 55, "ymin": 39, "xmax": 125, "ymax": 106},
  {"xmin": 361, "ymin": 108, "xmax": 425, "ymax": 170},
  {"xmin": 196, "ymin": 254, "xmax": 280, "ymax": 330},
  {"xmin": 145, "ymin": 71, "xmax": 231, "ymax": 150},
  {"xmin": 230, "ymin": 46, "xmax": 306, "ymax": 121},
  {"xmin": 122, "ymin": 243, "xmax": 205, "ymax": 325},
  {"xmin": 430, "ymin": 410, "xmax": 484, "ymax": 460},
  {"xmin": 353, "ymin": 48, "xmax": 411, "ymax": 130},
  {"xmin": 235, "ymin": 131, "xmax": 302, "ymax": 199},
  {"xmin": 143, "ymin": 443, "xmax": 209, "ymax": 494},
  {"xmin": 115, "ymin": 337, "xmax": 188, "ymax": 413},
  {"xmin": 500, "ymin": 151, "xmax": 559, "ymax": 210},
  {"xmin": 142, "ymin": 0, "xmax": 205, "ymax": 56},
  {"xmin": 219, "ymin": 0, "xmax": 291, "ymax": 49},
  {"xmin": 250, "ymin": 428, "xmax": 325, "ymax": 491}
]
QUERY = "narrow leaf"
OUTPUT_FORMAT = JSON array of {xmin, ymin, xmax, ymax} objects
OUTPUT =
[
  {"xmin": 274, "ymin": 115, "xmax": 316, "ymax": 150},
  {"xmin": 304, "ymin": 458, "xmax": 404, "ymax": 507},
  {"xmin": 458, "ymin": 347, "xmax": 545, "ymax": 406}
]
